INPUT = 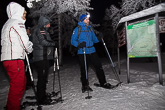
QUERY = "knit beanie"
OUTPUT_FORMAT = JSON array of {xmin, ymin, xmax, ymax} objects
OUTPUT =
[{"xmin": 80, "ymin": 14, "xmax": 87, "ymax": 21}]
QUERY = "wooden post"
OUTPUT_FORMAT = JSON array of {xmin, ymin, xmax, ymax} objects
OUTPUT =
[
  {"xmin": 58, "ymin": 14, "xmax": 63, "ymax": 65},
  {"xmin": 155, "ymin": 13, "xmax": 163, "ymax": 85}
]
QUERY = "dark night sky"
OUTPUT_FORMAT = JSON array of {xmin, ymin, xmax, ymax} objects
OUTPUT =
[
  {"xmin": 0, "ymin": 0, "xmax": 121, "ymax": 28},
  {"xmin": 0, "ymin": 0, "xmax": 29, "ymax": 29}
]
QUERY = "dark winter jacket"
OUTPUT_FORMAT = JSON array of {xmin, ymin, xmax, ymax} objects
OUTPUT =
[
  {"xmin": 32, "ymin": 16, "xmax": 55, "ymax": 62},
  {"xmin": 71, "ymin": 22, "xmax": 99, "ymax": 54}
]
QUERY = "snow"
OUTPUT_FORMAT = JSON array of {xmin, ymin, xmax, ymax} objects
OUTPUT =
[
  {"xmin": 118, "ymin": 3, "xmax": 165, "ymax": 24},
  {"xmin": 0, "ymin": 56, "xmax": 165, "ymax": 110}
]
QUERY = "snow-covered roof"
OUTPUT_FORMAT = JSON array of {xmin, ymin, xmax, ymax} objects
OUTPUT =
[{"xmin": 118, "ymin": 3, "xmax": 165, "ymax": 24}]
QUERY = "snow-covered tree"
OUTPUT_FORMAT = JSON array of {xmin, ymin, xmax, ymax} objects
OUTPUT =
[
  {"xmin": 27, "ymin": 0, "xmax": 93, "ymax": 64},
  {"xmin": 100, "ymin": 0, "xmax": 164, "ymax": 56},
  {"xmin": 120, "ymin": 0, "xmax": 156, "ymax": 16},
  {"xmin": 28, "ymin": 0, "xmax": 92, "ymax": 18},
  {"xmin": 105, "ymin": 0, "xmax": 162, "ymax": 32}
]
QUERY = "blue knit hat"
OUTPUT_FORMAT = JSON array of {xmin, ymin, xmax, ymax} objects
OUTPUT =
[{"xmin": 80, "ymin": 14, "xmax": 87, "ymax": 21}]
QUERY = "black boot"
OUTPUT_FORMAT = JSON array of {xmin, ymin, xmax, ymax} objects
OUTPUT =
[
  {"xmin": 101, "ymin": 83, "xmax": 116, "ymax": 89},
  {"xmin": 38, "ymin": 94, "xmax": 52, "ymax": 105},
  {"xmin": 82, "ymin": 86, "xmax": 93, "ymax": 93}
]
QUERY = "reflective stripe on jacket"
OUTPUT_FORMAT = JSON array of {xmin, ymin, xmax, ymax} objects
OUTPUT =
[
  {"xmin": 1, "ymin": 2, "xmax": 32, "ymax": 61},
  {"xmin": 32, "ymin": 16, "xmax": 55, "ymax": 62}
]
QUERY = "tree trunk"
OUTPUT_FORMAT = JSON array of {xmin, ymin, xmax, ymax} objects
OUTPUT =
[{"xmin": 58, "ymin": 14, "xmax": 63, "ymax": 65}]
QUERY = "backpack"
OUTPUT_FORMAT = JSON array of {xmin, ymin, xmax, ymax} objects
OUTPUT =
[{"xmin": 70, "ymin": 26, "xmax": 92, "ymax": 56}]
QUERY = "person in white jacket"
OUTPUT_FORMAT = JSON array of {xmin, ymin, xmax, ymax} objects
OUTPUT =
[{"xmin": 1, "ymin": 2, "xmax": 33, "ymax": 110}]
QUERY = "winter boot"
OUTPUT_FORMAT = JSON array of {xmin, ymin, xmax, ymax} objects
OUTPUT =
[
  {"xmin": 38, "ymin": 93, "xmax": 53, "ymax": 105},
  {"xmin": 82, "ymin": 86, "xmax": 93, "ymax": 93},
  {"xmin": 101, "ymin": 83, "xmax": 116, "ymax": 89}
]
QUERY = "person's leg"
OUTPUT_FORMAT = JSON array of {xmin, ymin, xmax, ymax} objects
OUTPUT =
[
  {"xmin": 78, "ymin": 54, "xmax": 93, "ymax": 92},
  {"xmin": 35, "ymin": 60, "xmax": 49, "ymax": 104},
  {"xmin": 78, "ymin": 54, "xmax": 89, "ymax": 87},
  {"xmin": 3, "ymin": 60, "xmax": 26, "ymax": 110},
  {"xmin": 89, "ymin": 53, "xmax": 107, "ymax": 86},
  {"xmin": 35, "ymin": 61, "xmax": 47, "ymax": 103},
  {"xmin": 44, "ymin": 60, "xmax": 50, "ymax": 84},
  {"xmin": 24, "ymin": 62, "xmax": 32, "ymax": 89},
  {"xmin": 90, "ymin": 53, "xmax": 115, "ymax": 89}
]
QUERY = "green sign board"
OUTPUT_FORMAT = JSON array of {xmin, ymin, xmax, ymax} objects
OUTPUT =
[{"xmin": 127, "ymin": 20, "xmax": 157, "ymax": 58}]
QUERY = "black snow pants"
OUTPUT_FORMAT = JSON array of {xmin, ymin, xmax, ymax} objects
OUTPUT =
[
  {"xmin": 34, "ymin": 60, "xmax": 49, "ymax": 103},
  {"xmin": 78, "ymin": 52, "xmax": 107, "ymax": 87}
]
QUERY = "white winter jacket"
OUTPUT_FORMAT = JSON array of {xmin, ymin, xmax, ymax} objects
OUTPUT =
[{"xmin": 1, "ymin": 2, "xmax": 33, "ymax": 61}]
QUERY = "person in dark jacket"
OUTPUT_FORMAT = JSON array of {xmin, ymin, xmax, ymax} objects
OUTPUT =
[
  {"xmin": 32, "ymin": 16, "xmax": 57, "ymax": 105},
  {"xmin": 25, "ymin": 27, "xmax": 33, "ymax": 90},
  {"xmin": 71, "ymin": 14, "xmax": 114, "ymax": 93}
]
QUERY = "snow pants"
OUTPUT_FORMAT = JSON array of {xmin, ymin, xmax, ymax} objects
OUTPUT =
[
  {"xmin": 3, "ymin": 60, "xmax": 26, "ymax": 110},
  {"xmin": 78, "ymin": 52, "xmax": 107, "ymax": 87},
  {"xmin": 33, "ymin": 60, "xmax": 49, "ymax": 103}
]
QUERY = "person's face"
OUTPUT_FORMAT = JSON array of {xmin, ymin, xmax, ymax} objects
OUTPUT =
[
  {"xmin": 26, "ymin": 29, "xmax": 31, "ymax": 35},
  {"xmin": 22, "ymin": 11, "xmax": 27, "ymax": 20},
  {"xmin": 45, "ymin": 23, "xmax": 50, "ymax": 28},
  {"xmin": 83, "ymin": 17, "xmax": 90, "ymax": 25}
]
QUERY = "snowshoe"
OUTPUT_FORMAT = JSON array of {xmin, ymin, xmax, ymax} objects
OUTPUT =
[
  {"xmin": 94, "ymin": 83, "xmax": 120, "ymax": 89},
  {"xmin": 48, "ymin": 91, "xmax": 60, "ymax": 97},
  {"xmin": 22, "ymin": 96, "xmax": 62, "ymax": 109},
  {"xmin": 26, "ymin": 92, "xmax": 59, "ymax": 100},
  {"xmin": 52, "ymin": 97, "xmax": 64, "ymax": 103},
  {"xmin": 22, "ymin": 98, "xmax": 59, "ymax": 107},
  {"xmin": 26, "ymin": 96, "xmax": 36, "ymax": 100}
]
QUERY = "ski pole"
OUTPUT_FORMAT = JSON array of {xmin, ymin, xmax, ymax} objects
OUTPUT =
[
  {"xmin": 25, "ymin": 53, "xmax": 33, "ymax": 82},
  {"xmin": 25, "ymin": 53, "xmax": 42, "ymax": 110},
  {"xmin": 101, "ymin": 38, "xmax": 122, "ymax": 84},
  {"xmin": 51, "ymin": 48, "xmax": 59, "ymax": 97},
  {"xmin": 56, "ymin": 48, "xmax": 63, "ymax": 102},
  {"xmin": 83, "ymin": 48, "xmax": 92, "ymax": 99}
]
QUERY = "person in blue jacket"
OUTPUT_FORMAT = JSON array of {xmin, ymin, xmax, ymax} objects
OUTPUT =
[{"xmin": 71, "ymin": 14, "xmax": 114, "ymax": 93}]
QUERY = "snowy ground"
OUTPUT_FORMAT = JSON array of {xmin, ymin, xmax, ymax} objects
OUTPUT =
[{"xmin": 0, "ymin": 56, "xmax": 165, "ymax": 110}]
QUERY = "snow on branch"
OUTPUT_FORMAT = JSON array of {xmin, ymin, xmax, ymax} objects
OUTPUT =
[
  {"xmin": 105, "ymin": 0, "xmax": 159, "ymax": 32},
  {"xmin": 27, "ymin": 0, "xmax": 93, "ymax": 18}
]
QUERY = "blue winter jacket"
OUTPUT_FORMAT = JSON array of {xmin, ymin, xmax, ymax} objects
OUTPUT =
[{"xmin": 71, "ymin": 22, "xmax": 99, "ymax": 54}]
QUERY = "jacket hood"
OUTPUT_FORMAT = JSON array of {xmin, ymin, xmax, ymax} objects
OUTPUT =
[
  {"xmin": 6, "ymin": 2, "xmax": 25, "ymax": 22},
  {"xmin": 38, "ymin": 16, "xmax": 51, "ymax": 28}
]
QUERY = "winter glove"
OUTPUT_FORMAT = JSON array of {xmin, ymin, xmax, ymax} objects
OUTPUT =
[
  {"xmin": 97, "ymin": 33, "xmax": 104, "ymax": 41},
  {"xmin": 78, "ymin": 41, "xmax": 86, "ymax": 48},
  {"xmin": 26, "ymin": 41, "xmax": 33, "ymax": 54}
]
